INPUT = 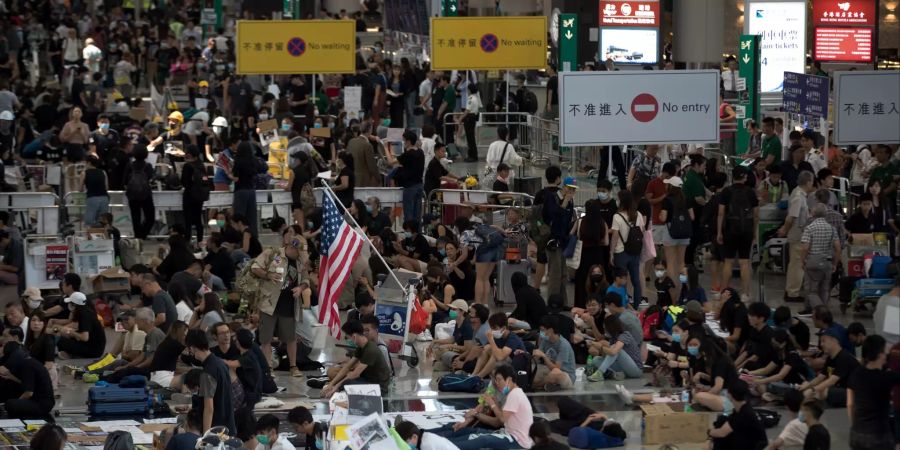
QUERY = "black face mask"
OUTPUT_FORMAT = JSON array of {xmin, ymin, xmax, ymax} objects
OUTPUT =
[{"xmin": 590, "ymin": 274, "xmax": 604, "ymax": 283}]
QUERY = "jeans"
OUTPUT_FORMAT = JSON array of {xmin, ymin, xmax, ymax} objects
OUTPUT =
[
  {"xmin": 546, "ymin": 245, "xmax": 568, "ymax": 305},
  {"xmin": 592, "ymin": 350, "xmax": 643, "ymax": 378},
  {"xmin": 445, "ymin": 429, "xmax": 523, "ymax": 450},
  {"xmin": 402, "ymin": 184, "xmax": 424, "ymax": 222},
  {"xmin": 614, "ymin": 251, "xmax": 642, "ymax": 308},
  {"xmin": 233, "ymin": 189, "xmax": 258, "ymax": 237},
  {"xmin": 231, "ymin": 250, "xmax": 251, "ymax": 267},
  {"xmin": 84, "ymin": 195, "xmax": 109, "ymax": 227}
]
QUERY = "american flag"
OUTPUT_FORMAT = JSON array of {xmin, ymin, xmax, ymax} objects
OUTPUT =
[{"xmin": 317, "ymin": 191, "xmax": 365, "ymax": 339}]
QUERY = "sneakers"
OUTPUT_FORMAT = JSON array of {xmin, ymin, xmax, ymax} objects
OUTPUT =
[
  {"xmin": 587, "ymin": 371, "xmax": 605, "ymax": 382},
  {"xmin": 306, "ymin": 378, "xmax": 328, "ymax": 389},
  {"xmin": 615, "ymin": 384, "xmax": 634, "ymax": 405},
  {"xmin": 290, "ymin": 367, "xmax": 304, "ymax": 378},
  {"xmin": 82, "ymin": 373, "xmax": 99, "ymax": 384},
  {"xmin": 544, "ymin": 383, "xmax": 562, "ymax": 392},
  {"xmin": 584, "ymin": 364, "xmax": 596, "ymax": 377}
]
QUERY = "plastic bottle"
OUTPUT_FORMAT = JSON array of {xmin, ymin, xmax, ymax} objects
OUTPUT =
[{"xmin": 681, "ymin": 389, "xmax": 691, "ymax": 412}]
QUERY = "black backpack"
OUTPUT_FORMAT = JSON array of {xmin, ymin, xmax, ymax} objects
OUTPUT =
[
  {"xmin": 188, "ymin": 161, "xmax": 211, "ymax": 202},
  {"xmin": 125, "ymin": 162, "xmax": 152, "ymax": 201},
  {"xmin": 667, "ymin": 201, "xmax": 693, "ymax": 239},
  {"xmin": 617, "ymin": 213, "xmax": 644, "ymax": 256},
  {"xmin": 510, "ymin": 352, "xmax": 536, "ymax": 392},
  {"xmin": 726, "ymin": 185, "xmax": 755, "ymax": 236},
  {"xmin": 528, "ymin": 189, "xmax": 552, "ymax": 246}
]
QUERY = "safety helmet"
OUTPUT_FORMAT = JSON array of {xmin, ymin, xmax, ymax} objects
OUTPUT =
[
  {"xmin": 167, "ymin": 111, "xmax": 184, "ymax": 123},
  {"xmin": 212, "ymin": 116, "xmax": 228, "ymax": 127},
  {"xmin": 0, "ymin": 110, "xmax": 14, "ymax": 121}
]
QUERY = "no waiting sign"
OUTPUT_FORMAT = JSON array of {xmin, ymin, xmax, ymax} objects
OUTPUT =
[{"xmin": 559, "ymin": 70, "xmax": 720, "ymax": 146}]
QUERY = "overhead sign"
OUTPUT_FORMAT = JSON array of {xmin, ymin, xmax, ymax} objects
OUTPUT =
[
  {"xmin": 736, "ymin": 34, "xmax": 760, "ymax": 156},
  {"xmin": 559, "ymin": 70, "xmax": 720, "ymax": 146},
  {"xmin": 559, "ymin": 14, "xmax": 578, "ymax": 72},
  {"xmin": 813, "ymin": 0, "xmax": 876, "ymax": 26},
  {"xmin": 782, "ymin": 72, "xmax": 829, "ymax": 117},
  {"xmin": 236, "ymin": 20, "xmax": 355, "ymax": 74},
  {"xmin": 430, "ymin": 17, "xmax": 547, "ymax": 70},
  {"xmin": 746, "ymin": 1, "xmax": 806, "ymax": 92},
  {"xmin": 833, "ymin": 71, "xmax": 900, "ymax": 145},
  {"xmin": 599, "ymin": 0, "xmax": 660, "ymax": 27},
  {"xmin": 600, "ymin": 28, "xmax": 659, "ymax": 64},
  {"xmin": 815, "ymin": 27, "xmax": 873, "ymax": 62}
]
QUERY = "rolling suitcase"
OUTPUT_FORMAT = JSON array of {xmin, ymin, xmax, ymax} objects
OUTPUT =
[
  {"xmin": 494, "ymin": 260, "xmax": 530, "ymax": 305},
  {"xmin": 89, "ymin": 400, "xmax": 150, "ymax": 416},
  {"xmin": 88, "ymin": 384, "xmax": 151, "ymax": 417}
]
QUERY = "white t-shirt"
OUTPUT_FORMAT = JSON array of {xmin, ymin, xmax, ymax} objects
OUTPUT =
[
  {"xmin": 83, "ymin": 44, "xmax": 102, "ymax": 72},
  {"xmin": 806, "ymin": 148, "xmax": 827, "ymax": 173},
  {"xmin": 418, "ymin": 79, "xmax": 432, "ymax": 102},
  {"xmin": 776, "ymin": 418, "xmax": 808, "ymax": 449},
  {"xmin": 502, "ymin": 387, "xmax": 534, "ymax": 448},
  {"xmin": 466, "ymin": 94, "xmax": 482, "ymax": 114},
  {"xmin": 485, "ymin": 140, "xmax": 523, "ymax": 174},
  {"xmin": 421, "ymin": 137, "xmax": 436, "ymax": 181},
  {"xmin": 421, "ymin": 432, "xmax": 460, "ymax": 450},
  {"xmin": 611, "ymin": 212, "xmax": 646, "ymax": 254}
]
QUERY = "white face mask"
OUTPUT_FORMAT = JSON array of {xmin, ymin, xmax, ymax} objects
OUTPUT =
[
  {"xmin": 27, "ymin": 300, "xmax": 42, "ymax": 310},
  {"xmin": 491, "ymin": 330, "xmax": 503, "ymax": 339},
  {"xmin": 655, "ymin": 270, "xmax": 666, "ymax": 278}
]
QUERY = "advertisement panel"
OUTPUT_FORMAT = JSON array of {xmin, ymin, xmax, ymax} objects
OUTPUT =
[
  {"xmin": 815, "ymin": 27, "xmax": 873, "ymax": 62},
  {"xmin": 813, "ymin": 0, "xmax": 876, "ymax": 26},
  {"xmin": 559, "ymin": 70, "xmax": 720, "ymax": 146},
  {"xmin": 430, "ymin": 17, "xmax": 547, "ymax": 70},
  {"xmin": 600, "ymin": 28, "xmax": 659, "ymax": 64},
  {"xmin": 236, "ymin": 20, "xmax": 356, "ymax": 74},
  {"xmin": 599, "ymin": 0, "xmax": 660, "ymax": 27},
  {"xmin": 833, "ymin": 71, "xmax": 900, "ymax": 145},
  {"xmin": 746, "ymin": 1, "xmax": 807, "ymax": 92}
]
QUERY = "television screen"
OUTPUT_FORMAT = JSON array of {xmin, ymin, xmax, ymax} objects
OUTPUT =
[{"xmin": 599, "ymin": 28, "xmax": 659, "ymax": 65}]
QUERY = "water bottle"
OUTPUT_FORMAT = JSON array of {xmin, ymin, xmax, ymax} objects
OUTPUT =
[{"xmin": 681, "ymin": 389, "xmax": 691, "ymax": 412}]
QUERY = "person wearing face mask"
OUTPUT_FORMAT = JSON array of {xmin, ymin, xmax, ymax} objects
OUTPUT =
[
  {"xmin": 191, "ymin": 80, "xmax": 217, "ymax": 112},
  {"xmin": 394, "ymin": 219, "xmax": 432, "ymax": 273},
  {"xmin": 692, "ymin": 337, "xmax": 740, "ymax": 412},
  {"xmin": 331, "ymin": 152, "xmax": 355, "ymax": 207},
  {"xmin": 46, "ymin": 291, "xmax": 106, "ymax": 359},
  {"xmin": 287, "ymin": 407, "xmax": 327, "ymax": 450},
  {"xmin": 705, "ymin": 379, "xmax": 769, "ymax": 450},
  {"xmin": 431, "ymin": 300, "xmax": 475, "ymax": 370},
  {"xmin": 395, "ymin": 420, "xmax": 460, "ymax": 450},
  {"xmin": 165, "ymin": 408, "xmax": 203, "ymax": 450},
  {"xmin": 471, "ymin": 313, "xmax": 527, "ymax": 379},
  {"xmin": 365, "ymin": 197, "xmax": 392, "ymax": 238},
  {"xmin": 532, "ymin": 316, "xmax": 576, "ymax": 392},
  {"xmin": 148, "ymin": 111, "xmax": 191, "ymax": 160}
]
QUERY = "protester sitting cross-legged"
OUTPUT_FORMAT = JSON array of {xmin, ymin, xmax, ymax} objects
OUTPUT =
[
  {"xmin": 587, "ymin": 314, "xmax": 644, "ymax": 382},
  {"xmin": 532, "ymin": 316, "xmax": 577, "ymax": 392},
  {"xmin": 431, "ymin": 299, "xmax": 476, "ymax": 370},
  {"xmin": 101, "ymin": 307, "xmax": 167, "ymax": 383},
  {"xmin": 320, "ymin": 320, "xmax": 391, "ymax": 397},
  {"xmin": 471, "ymin": 312, "xmax": 527, "ymax": 379}
]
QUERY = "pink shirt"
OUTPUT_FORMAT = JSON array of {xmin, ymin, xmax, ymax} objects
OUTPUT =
[{"xmin": 502, "ymin": 387, "xmax": 534, "ymax": 448}]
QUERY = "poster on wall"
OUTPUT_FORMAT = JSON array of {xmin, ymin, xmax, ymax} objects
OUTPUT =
[
  {"xmin": 45, "ymin": 245, "xmax": 67, "ymax": 281},
  {"xmin": 599, "ymin": 28, "xmax": 659, "ymax": 64},
  {"xmin": 746, "ymin": 1, "xmax": 807, "ymax": 92}
]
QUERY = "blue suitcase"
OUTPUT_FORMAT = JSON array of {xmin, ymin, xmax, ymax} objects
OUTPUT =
[
  {"xmin": 89, "ymin": 400, "xmax": 150, "ymax": 416},
  {"xmin": 88, "ymin": 385, "xmax": 147, "ymax": 403},
  {"xmin": 854, "ymin": 278, "xmax": 893, "ymax": 298}
]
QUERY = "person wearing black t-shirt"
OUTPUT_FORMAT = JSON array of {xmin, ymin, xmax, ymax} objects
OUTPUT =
[
  {"xmin": 182, "ymin": 329, "xmax": 236, "ymax": 433},
  {"xmin": 232, "ymin": 214, "xmax": 262, "ymax": 264},
  {"xmin": 204, "ymin": 233, "xmax": 236, "ymax": 289},
  {"xmin": 424, "ymin": 143, "xmax": 455, "ymax": 195},
  {"xmin": 365, "ymin": 197, "xmax": 392, "ymax": 238},
  {"xmin": 288, "ymin": 406, "xmax": 327, "ymax": 450},
  {"xmin": 49, "ymin": 292, "xmax": 105, "ymax": 359},
  {"xmin": 773, "ymin": 305, "xmax": 811, "ymax": 351},
  {"xmin": 736, "ymin": 302, "xmax": 776, "ymax": 372},
  {"xmin": 799, "ymin": 328, "xmax": 860, "ymax": 407},
  {"xmin": 707, "ymin": 379, "xmax": 768, "ymax": 450},
  {"xmin": 386, "ymin": 131, "xmax": 425, "ymax": 222},
  {"xmin": 332, "ymin": 152, "xmax": 355, "ymax": 207},
  {"xmin": 752, "ymin": 329, "xmax": 812, "ymax": 399},
  {"xmin": 288, "ymin": 75, "xmax": 310, "ymax": 116},
  {"xmin": 1, "ymin": 342, "xmax": 54, "ymax": 419},
  {"xmin": 394, "ymin": 219, "xmax": 431, "ymax": 273},
  {"xmin": 847, "ymin": 334, "xmax": 900, "ymax": 450},
  {"xmin": 694, "ymin": 338, "xmax": 739, "ymax": 412},
  {"xmin": 717, "ymin": 288, "xmax": 750, "ymax": 357}
]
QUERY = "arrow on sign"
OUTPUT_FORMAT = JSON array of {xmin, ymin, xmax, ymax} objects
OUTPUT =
[
  {"xmin": 563, "ymin": 18, "xmax": 574, "ymax": 27},
  {"xmin": 742, "ymin": 55, "xmax": 750, "ymax": 64},
  {"xmin": 564, "ymin": 30, "xmax": 573, "ymax": 39},
  {"xmin": 450, "ymin": 4, "xmax": 456, "ymax": 11}
]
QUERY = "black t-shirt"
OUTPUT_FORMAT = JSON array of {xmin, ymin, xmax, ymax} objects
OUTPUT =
[
  {"xmin": 288, "ymin": 83, "xmax": 309, "ymax": 115},
  {"xmin": 159, "ymin": 131, "xmax": 191, "ymax": 157},
  {"xmin": 777, "ymin": 350, "xmax": 809, "ymax": 384},
  {"xmin": 825, "ymin": 350, "xmax": 860, "ymax": 388},
  {"xmin": 710, "ymin": 357, "xmax": 739, "ymax": 391},
  {"xmin": 336, "ymin": 166, "xmax": 355, "ymax": 207},
  {"xmin": 396, "ymin": 148, "xmax": 425, "ymax": 188},
  {"xmin": 274, "ymin": 257, "xmax": 300, "ymax": 317},
  {"xmin": 403, "ymin": 234, "xmax": 431, "ymax": 262},
  {"xmin": 202, "ymin": 354, "xmax": 236, "ymax": 433},
  {"xmin": 803, "ymin": 424, "xmax": 830, "ymax": 450},
  {"xmin": 76, "ymin": 305, "xmax": 107, "ymax": 352},
  {"xmin": 596, "ymin": 199, "xmax": 618, "ymax": 231},
  {"xmin": 168, "ymin": 271, "xmax": 203, "ymax": 300},
  {"xmin": 204, "ymin": 248, "xmax": 236, "ymax": 288},
  {"xmin": 789, "ymin": 318, "xmax": 811, "ymax": 351},
  {"xmin": 511, "ymin": 285, "xmax": 549, "ymax": 330},
  {"xmin": 89, "ymin": 129, "xmax": 120, "ymax": 160},
  {"xmin": 243, "ymin": 230, "xmax": 263, "ymax": 258},
  {"xmin": 492, "ymin": 179, "xmax": 510, "ymax": 192},
  {"xmin": 726, "ymin": 402, "xmax": 768, "ymax": 450},
  {"xmin": 368, "ymin": 212, "xmax": 392, "ymax": 238},
  {"xmin": 84, "ymin": 167, "xmax": 108, "ymax": 198},
  {"xmin": 747, "ymin": 325, "xmax": 776, "ymax": 366},
  {"xmin": 151, "ymin": 337, "xmax": 186, "ymax": 372},
  {"xmin": 719, "ymin": 184, "xmax": 759, "ymax": 236},
  {"xmin": 27, "ymin": 334, "xmax": 56, "ymax": 363},
  {"xmin": 212, "ymin": 343, "xmax": 241, "ymax": 361},
  {"xmin": 546, "ymin": 75, "xmax": 558, "ymax": 106},
  {"xmin": 448, "ymin": 260, "xmax": 475, "ymax": 302},
  {"xmin": 424, "ymin": 157, "xmax": 448, "ymax": 194},
  {"xmin": 655, "ymin": 277, "xmax": 675, "ymax": 307},
  {"xmin": 18, "ymin": 357, "xmax": 54, "ymax": 406},
  {"xmin": 847, "ymin": 367, "xmax": 900, "ymax": 435}
]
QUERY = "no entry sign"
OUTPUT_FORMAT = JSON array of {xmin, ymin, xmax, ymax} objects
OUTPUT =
[{"xmin": 559, "ymin": 70, "xmax": 720, "ymax": 146}]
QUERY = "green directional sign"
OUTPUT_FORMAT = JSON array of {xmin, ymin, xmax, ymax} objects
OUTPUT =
[
  {"xmin": 558, "ymin": 14, "xmax": 577, "ymax": 72},
  {"xmin": 736, "ymin": 34, "xmax": 760, "ymax": 156},
  {"xmin": 441, "ymin": 0, "xmax": 458, "ymax": 16},
  {"xmin": 283, "ymin": 0, "xmax": 299, "ymax": 18}
]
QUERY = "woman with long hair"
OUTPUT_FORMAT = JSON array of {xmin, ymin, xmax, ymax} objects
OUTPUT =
[
  {"xmin": 422, "ymin": 266, "xmax": 456, "ymax": 333},
  {"xmin": 26, "ymin": 311, "xmax": 58, "ymax": 389},
  {"xmin": 574, "ymin": 200, "xmax": 609, "ymax": 309},
  {"xmin": 232, "ymin": 141, "xmax": 263, "ymax": 237},
  {"xmin": 189, "ymin": 293, "xmax": 225, "ymax": 332},
  {"xmin": 693, "ymin": 338, "xmax": 739, "ymax": 412},
  {"xmin": 443, "ymin": 240, "xmax": 474, "ymax": 302},
  {"xmin": 659, "ymin": 178, "xmax": 694, "ymax": 298},
  {"xmin": 583, "ymin": 265, "xmax": 609, "ymax": 303},
  {"xmin": 332, "ymin": 151, "xmax": 355, "ymax": 207},
  {"xmin": 609, "ymin": 190, "xmax": 645, "ymax": 309}
]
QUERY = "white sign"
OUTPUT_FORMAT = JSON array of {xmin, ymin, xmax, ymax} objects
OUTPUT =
[
  {"xmin": 736, "ymin": 77, "xmax": 747, "ymax": 92},
  {"xmin": 747, "ymin": 1, "xmax": 807, "ymax": 92},
  {"xmin": 344, "ymin": 86, "xmax": 362, "ymax": 118},
  {"xmin": 833, "ymin": 71, "xmax": 900, "ymax": 145},
  {"xmin": 735, "ymin": 104, "xmax": 747, "ymax": 119},
  {"xmin": 559, "ymin": 70, "xmax": 720, "ymax": 146}
]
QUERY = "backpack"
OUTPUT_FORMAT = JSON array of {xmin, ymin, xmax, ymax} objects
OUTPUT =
[
  {"xmin": 94, "ymin": 298, "xmax": 114, "ymax": 327},
  {"xmin": 528, "ymin": 189, "xmax": 552, "ymax": 246},
  {"xmin": 726, "ymin": 185, "xmax": 755, "ymax": 236},
  {"xmin": 616, "ymin": 213, "xmax": 644, "ymax": 256},
  {"xmin": 520, "ymin": 89, "xmax": 538, "ymax": 114},
  {"xmin": 510, "ymin": 352, "xmax": 536, "ymax": 392},
  {"xmin": 125, "ymin": 162, "xmax": 152, "ymax": 201},
  {"xmin": 188, "ymin": 161, "xmax": 211, "ymax": 202},
  {"xmin": 701, "ymin": 192, "xmax": 723, "ymax": 239},
  {"xmin": 667, "ymin": 201, "xmax": 693, "ymax": 239},
  {"xmin": 233, "ymin": 247, "xmax": 278, "ymax": 313},
  {"xmin": 103, "ymin": 431, "xmax": 134, "ymax": 450},
  {"xmin": 475, "ymin": 223, "xmax": 505, "ymax": 250},
  {"xmin": 661, "ymin": 305, "xmax": 686, "ymax": 334},
  {"xmin": 438, "ymin": 374, "xmax": 485, "ymax": 393}
]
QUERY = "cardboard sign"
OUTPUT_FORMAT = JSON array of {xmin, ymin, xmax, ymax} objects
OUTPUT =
[
  {"xmin": 641, "ymin": 404, "xmax": 710, "ymax": 445},
  {"xmin": 310, "ymin": 127, "xmax": 332, "ymax": 138}
]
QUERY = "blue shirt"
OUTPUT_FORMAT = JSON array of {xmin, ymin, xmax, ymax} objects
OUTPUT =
[
  {"xmin": 607, "ymin": 285, "xmax": 629, "ymax": 307},
  {"xmin": 496, "ymin": 333, "xmax": 526, "ymax": 354},
  {"xmin": 539, "ymin": 336, "xmax": 576, "ymax": 381},
  {"xmin": 474, "ymin": 323, "xmax": 490, "ymax": 346}
]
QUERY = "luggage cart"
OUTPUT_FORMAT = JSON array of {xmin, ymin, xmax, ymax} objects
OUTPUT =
[{"xmin": 374, "ymin": 270, "xmax": 422, "ymax": 368}]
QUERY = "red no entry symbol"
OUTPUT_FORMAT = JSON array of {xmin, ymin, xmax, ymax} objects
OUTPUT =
[
  {"xmin": 480, "ymin": 34, "xmax": 499, "ymax": 53},
  {"xmin": 631, "ymin": 93, "xmax": 658, "ymax": 122},
  {"xmin": 287, "ymin": 38, "xmax": 306, "ymax": 57}
]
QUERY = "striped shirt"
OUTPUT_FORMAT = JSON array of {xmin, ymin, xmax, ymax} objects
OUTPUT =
[{"xmin": 800, "ymin": 217, "xmax": 838, "ymax": 255}]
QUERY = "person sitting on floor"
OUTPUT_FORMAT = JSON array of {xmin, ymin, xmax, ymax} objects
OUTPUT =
[
  {"xmin": 587, "ymin": 315, "xmax": 644, "ymax": 382},
  {"xmin": 798, "ymin": 327, "xmax": 859, "ymax": 407},
  {"xmin": 47, "ymin": 290, "xmax": 106, "ymax": 359},
  {"xmin": 448, "ymin": 303, "xmax": 490, "ymax": 374},
  {"xmin": 253, "ymin": 414, "xmax": 296, "ymax": 450},
  {"xmin": 706, "ymin": 379, "xmax": 768, "ymax": 450},
  {"xmin": 692, "ymin": 337, "xmax": 740, "ymax": 412},
  {"xmin": 471, "ymin": 312, "xmax": 527, "ymax": 379},
  {"xmin": 287, "ymin": 406, "xmax": 328, "ymax": 450},
  {"xmin": 532, "ymin": 316, "xmax": 576, "ymax": 392},
  {"xmin": 431, "ymin": 299, "xmax": 476, "ymax": 370},
  {"xmin": 763, "ymin": 389, "xmax": 807, "ymax": 450},
  {"xmin": 508, "ymin": 272, "xmax": 547, "ymax": 332},
  {"xmin": 320, "ymin": 320, "xmax": 391, "ymax": 397},
  {"xmin": 394, "ymin": 419, "xmax": 460, "ymax": 450},
  {"xmin": 0, "ymin": 341, "xmax": 54, "ymax": 419},
  {"xmin": 102, "ymin": 307, "xmax": 167, "ymax": 383}
]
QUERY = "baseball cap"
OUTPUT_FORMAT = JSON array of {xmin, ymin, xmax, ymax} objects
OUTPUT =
[
  {"xmin": 663, "ymin": 176, "xmax": 684, "ymax": 188},
  {"xmin": 449, "ymin": 299, "xmax": 470, "ymax": 312},
  {"xmin": 198, "ymin": 80, "xmax": 209, "ymax": 87},
  {"xmin": 21, "ymin": 287, "xmax": 43, "ymax": 302},
  {"xmin": 64, "ymin": 292, "xmax": 87, "ymax": 306},
  {"xmin": 563, "ymin": 176, "xmax": 578, "ymax": 188},
  {"xmin": 684, "ymin": 300, "xmax": 703, "ymax": 315}
]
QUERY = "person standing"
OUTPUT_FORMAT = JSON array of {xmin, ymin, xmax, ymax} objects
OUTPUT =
[
  {"xmin": 573, "ymin": 199, "xmax": 608, "ymax": 309},
  {"xmin": 779, "ymin": 171, "xmax": 815, "ymax": 304},
  {"xmin": 682, "ymin": 155, "xmax": 708, "ymax": 267},
  {"xmin": 545, "ymin": 65, "xmax": 559, "ymax": 120},
  {"xmin": 385, "ymin": 130, "xmax": 425, "ymax": 222},
  {"xmin": 539, "ymin": 167, "xmax": 575, "ymax": 306},
  {"xmin": 799, "ymin": 204, "xmax": 841, "ymax": 314},
  {"xmin": 180, "ymin": 145, "xmax": 209, "ymax": 244},
  {"xmin": 183, "ymin": 330, "xmax": 235, "ymax": 434},
  {"xmin": 123, "ymin": 145, "xmax": 155, "ymax": 240},
  {"xmin": 610, "ymin": 191, "xmax": 645, "ymax": 309},
  {"xmin": 485, "ymin": 126, "xmax": 523, "ymax": 183},
  {"xmin": 717, "ymin": 167, "xmax": 759, "ymax": 300},
  {"xmin": 232, "ymin": 142, "xmax": 264, "ymax": 238},
  {"xmin": 346, "ymin": 123, "xmax": 379, "ymax": 188},
  {"xmin": 458, "ymin": 84, "xmax": 482, "ymax": 162},
  {"xmin": 81, "ymin": 155, "xmax": 109, "ymax": 228}
]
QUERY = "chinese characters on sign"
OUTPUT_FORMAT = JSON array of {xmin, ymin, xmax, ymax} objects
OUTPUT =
[
  {"xmin": 812, "ymin": 0, "xmax": 876, "ymax": 26},
  {"xmin": 236, "ymin": 20, "xmax": 356, "ymax": 74},
  {"xmin": 815, "ymin": 27, "xmax": 872, "ymax": 62},
  {"xmin": 782, "ymin": 72, "xmax": 829, "ymax": 117},
  {"xmin": 833, "ymin": 71, "xmax": 900, "ymax": 145},
  {"xmin": 430, "ymin": 17, "xmax": 547, "ymax": 70},
  {"xmin": 599, "ymin": 0, "xmax": 660, "ymax": 27},
  {"xmin": 747, "ymin": 1, "xmax": 807, "ymax": 93}
]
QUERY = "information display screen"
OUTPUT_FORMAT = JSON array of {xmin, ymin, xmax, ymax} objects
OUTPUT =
[{"xmin": 599, "ymin": 28, "xmax": 659, "ymax": 65}]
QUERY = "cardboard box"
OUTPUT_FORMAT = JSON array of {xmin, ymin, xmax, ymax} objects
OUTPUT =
[
  {"xmin": 640, "ymin": 404, "xmax": 710, "ymax": 445},
  {"xmin": 91, "ymin": 267, "xmax": 131, "ymax": 293}
]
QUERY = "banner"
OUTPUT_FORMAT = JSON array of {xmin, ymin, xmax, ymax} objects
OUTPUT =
[
  {"xmin": 599, "ymin": 0, "xmax": 660, "ymax": 27},
  {"xmin": 236, "ymin": 20, "xmax": 356, "ymax": 74},
  {"xmin": 430, "ymin": 17, "xmax": 547, "ymax": 70},
  {"xmin": 746, "ymin": 1, "xmax": 806, "ymax": 92},
  {"xmin": 833, "ymin": 71, "xmax": 900, "ymax": 145},
  {"xmin": 813, "ymin": 0, "xmax": 876, "ymax": 26},
  {"xmin": 45, "ymin": 245, "xmax": 68, "ymax": 281}
]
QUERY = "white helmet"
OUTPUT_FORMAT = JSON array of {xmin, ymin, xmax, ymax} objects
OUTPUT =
[
  {"xmin": 0, "ymin": 110, "xmax": 14, "ymax": 121},
  {"xmin": 212, "ymin": 116, "xmax": 228, "ymax": 127}
]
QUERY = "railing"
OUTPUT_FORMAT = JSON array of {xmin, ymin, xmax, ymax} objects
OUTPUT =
[{"xmin": 0, "ymin": 192, "xmax": 60, "ymax": 235}]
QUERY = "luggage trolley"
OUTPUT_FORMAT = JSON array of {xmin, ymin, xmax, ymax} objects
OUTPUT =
[{"xmin": 374, "ymin": 270, "xmax": 422, "ymax": 368}]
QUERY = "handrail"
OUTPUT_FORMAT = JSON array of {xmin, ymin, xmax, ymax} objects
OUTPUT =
[{"xmin": 425, "ymin": 188, "xmax": 534, "ymax": 214}]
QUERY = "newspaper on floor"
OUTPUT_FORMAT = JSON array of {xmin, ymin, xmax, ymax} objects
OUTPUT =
[{"xmin": 347, "ymin": 413, "xmax": 394, "ymax": 450}]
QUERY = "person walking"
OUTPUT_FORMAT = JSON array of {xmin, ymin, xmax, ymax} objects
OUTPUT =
[
  {"xmin": 799, "ymin": 204, "xmax": 841, "ymax": 314},
  {"xmin": 779, "ymin": 170, "xmax": 815, "ymax": 305}
]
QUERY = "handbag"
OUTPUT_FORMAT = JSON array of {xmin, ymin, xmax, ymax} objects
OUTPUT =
[
  {"xmin": 483, "ymin": 142, "xmax": 510, "ymax": 187},
  {"xmin": 565, "ymin": 219, "xmax": 583, "ymax": 269},
  {"xmin": 566, "ymin": 239, "xmax": 582, "ymax": 270},
  {"xmin": 641, "ymin": 227, "xmax": 656, "ymax": 263}
]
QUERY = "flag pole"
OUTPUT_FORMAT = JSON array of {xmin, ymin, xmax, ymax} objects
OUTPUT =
[{"xmin": 318, "ymin": 180, "xmax": 409, "ymax": 296}]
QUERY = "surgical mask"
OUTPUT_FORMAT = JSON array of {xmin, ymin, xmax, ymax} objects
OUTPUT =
[
  {"xmin": 438, "ymin": 249, "xmax": 446, "ymax": 257},
  {"xmin": 655, "ymin": 270, "xmax": 666, "ymax": 278},
  {"xmin": 590, "ymin": 274, "xmax": 604, "ymax": 283},
  {"xmin": 259, "ymin": 112, "xmax": 269, "ymax": 121},
  {"xmin": 492, "ymin": 330, "xmax": 503, "ymax": 339},
  {"xmin": 282, "ymin": 124, "xmax": 292, "ymax": 132},
  {"xmin": 539, "ymin": 331, "xmax": 547, "ymax": 340},
  {"xmin": 449, "ymin": 310, "xmax": 458, "ymax": 320},
  {"xmin": 501, "ymin": 385, "xmax": 510, "ymax": 395},
  {"xmin": 797, "ymin": 412, "xmax": 806, "ymax": 423},
  {"xmin": 598, "ymin": 191, "xmax": 609, "ymax": 201},
  {"xmin": 678, "ymin": 274, "xmax": 688, "ymax": 284},
  {"xmin": 27, "ymin": 300, "xmax": 42, "ymax": 310},
  {"xmin": 256, "ymin": 435, "xmax": 270, "ymax": 446},
  {"xmin": 366, "ymin": 204, "xmax": 373, "ymax": 213},
  {"xmin": 687, "ymin": 346, "xmax": 700, "ymax": 357},
  {"xmin": 672, "ymin": 333, "xmax": 682, "ymax": 343},
  {"xmin": 315, "ymin": 439, "xmax": 323, "ymax": 450},
  {"xmin": 99, "ymin": 123, "xmax": 110, "ymax": 130},
  {"xmin": 314, "ymin": 123, "xmax": 322, "ymax": 129}
]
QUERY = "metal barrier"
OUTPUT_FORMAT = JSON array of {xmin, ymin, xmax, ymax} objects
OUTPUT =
[
  {"xmin": 425, "ymin": 188, "xmax": 533, "ymax": 225},
  {"xmin": 0, "ymin": 192, "xmax": 60, "ymax": 235}
]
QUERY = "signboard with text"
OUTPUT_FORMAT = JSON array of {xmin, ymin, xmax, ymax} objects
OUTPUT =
[
  {"xmin": 599, "ymin": 0, "xmax": 660, "ymax": 27},
  {"xmin": 430, "ymin": 17, "xmax": 547, "ymax": 70},
  {"xmin": 833, "ymin": 71, "xmax": 900, "ymax": 145},
  {"xmin": 746, "ymin": 1, "xmax": 806, "ymax": 92},
  {"xmin": 236, "ymin": 20, "xmax": 356, "ymax": 74},
  {"xmin": 559, "ymin": 14, "xmax": 578, "ymax": 72},
  {"xmin": 559, "ymin": 70, "xmax": 720, "ymax": 146},
  {"xmin": 813, "ymin": 0, "xmax": 876, "ymax": 26},
  {"xmin": 782, "ymin": 72, "xmax": 829, "ymax": 117},
  {"xmin": 815, "ymin": 27, "xmax": 873, "ymax": 62}
]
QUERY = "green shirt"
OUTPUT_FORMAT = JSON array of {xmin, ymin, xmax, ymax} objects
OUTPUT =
[
  {"xmin": 683, "ymin": 169, "xmax": 706, "ymax": 207},
  {"xmin": 354, "ymin": 339, "xmax": 391, "ymax": 392},
  {"xmin": 761, "ymin": 135, "xmax": 781, "ymax": 164},
  {"xmin": 442, "ymin": 86, "xmax": 457, "ymax": 112}
]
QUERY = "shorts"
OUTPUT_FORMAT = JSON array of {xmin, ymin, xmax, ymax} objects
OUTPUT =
[
  {"xmin": 475, "ymin": 245, "xmax": 502, "ymax": 263},
  {"xmin": 723, "ymin": 233, "xmax": 754, "ymax": 259},
  {"xmin": 533, "ymin": 365, "xmax": 574, "ymax": 390},
  {"xmin": 652, "ymin": 224, "xmax": 666, "ymax": 246},
  {"xmin": 65, "ymin": 144, "xmax": 85, "ymax": 162},
  {"xmin": 661, "ymin": 226, "xmax": 690, "ymax": 246},
  {"xmin": 259, "ymin": 312, "xmax": 296, "ymax": 344},
  {"xmin": 710, "ymin": 242, "xmax": 725, "ymax": 262}
]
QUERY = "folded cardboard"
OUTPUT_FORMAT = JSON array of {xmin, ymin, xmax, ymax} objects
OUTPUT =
[
  {"xmin": 640, "ymin": 404, "xmax": 710, "ymax": 445},
  {"xmin": 91, "ymin": 267, "xmax": 131, "ymax": 293}
]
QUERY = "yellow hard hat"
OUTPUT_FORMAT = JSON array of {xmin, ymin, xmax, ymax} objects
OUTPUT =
[
  {"xmin": 465, "ymin": 176, "xmax": 478, "ymax": 188},
  {"xmin": 168, "ymin": 111, "xmax": 184, "ymax": 123}
]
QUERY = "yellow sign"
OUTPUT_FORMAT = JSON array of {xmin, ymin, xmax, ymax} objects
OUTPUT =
[
  {"xmin": 236, "ymin": 20, "xmax": 356, "ymax": 75},
  {"xmin": 430, "ymin": 17, "xmax": 547, "ymax": 71}
]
